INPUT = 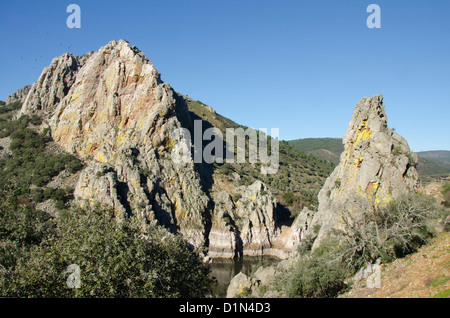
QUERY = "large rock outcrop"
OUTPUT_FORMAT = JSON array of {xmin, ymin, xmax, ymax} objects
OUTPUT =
[
  {"xmin": 306, "ymin": 95, "xmax": 419, "ymax": 245},
  {"xmin": 18, "ymin": 39, "xmax": 289, "ymax": 257},
  {"xmin": 226, "ymin": 95, "xmax": 421, "ymax": 298},
  {"xmin": 20, "ymin": 40, "xmax": 210, "ymax": 248},
  {"xmin": 208, "ymin": 180, "xmax": 286, "ymax": 258}
]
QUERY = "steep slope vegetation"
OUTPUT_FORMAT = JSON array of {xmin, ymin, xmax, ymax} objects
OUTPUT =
[
  {"xmin": 185, "ymin": 98, "xmax": 335, "ymax": 217},
  {"xmin": 342, "ymin": 231, "xmax": 449, "ymax": 298}
]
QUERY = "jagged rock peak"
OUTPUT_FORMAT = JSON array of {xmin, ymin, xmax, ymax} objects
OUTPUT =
[
  {"xmin": 306, "ymin": 95, "xmax": 419, "ymax": 244},
  {"xmin": 5, "ymin": 85, "xmax": 31, "ymax": 104},
  {"xmin": 343, "ymin": 94, "xmax": 387, "ymax": 144},
  {"xmin": 20, "ymin": 39, "xmax": 161, "ymax": 116},
  {"xmin": 20, "ymin": 53, "xmax": 80, "ymax": 115},
  {"xmin": 18, "ymin": 39, "xmax": 209, "ymax": 249}
]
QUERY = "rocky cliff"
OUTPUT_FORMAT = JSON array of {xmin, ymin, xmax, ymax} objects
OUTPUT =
[
  {"xmin": 226, "ymin": 95, "xmax": 421, "ymax": 297},
  {"xmin": 5, "ymin": 85, "xmax": 31, "ymax": 104},
  {"xmin": 18, "ymin": 39, "xmax": 289, "ymax": 257},
  {"xmin": 308, "ymin": 95, "xmax": 419, "ymax": 245},
  {"xmin": 20, "ymin": 40, "xmax": 212, "ymax": 249}
]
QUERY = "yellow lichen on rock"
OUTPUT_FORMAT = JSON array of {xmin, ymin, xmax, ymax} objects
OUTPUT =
[
  {"xmin": 116, "ymin": 131, "xmax": 126, "ymax": 146},
  {"xmin": 374, "ymin": 184, "xmax": 392, "ymax": 207},
  {"xmin": 353, "ymin": 155, "xmax": 364, "ymax": 167},
  {"xmin": 84, "ymin": 139, "xmax": 100, "ymax": 154},
  {"xmin": 354, "ymin": 120, "xmax": 373, "ymax": 146},
  {"xmin": 96, "ymin": 151, "xmax": 106, "ymax": 163}
]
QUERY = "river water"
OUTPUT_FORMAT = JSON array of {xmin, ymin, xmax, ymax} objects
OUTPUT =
[{"xmin": 209, "ymin": 256, "xmax": 280, "ymax": 297}]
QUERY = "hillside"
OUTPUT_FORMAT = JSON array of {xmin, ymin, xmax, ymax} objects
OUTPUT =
[
  {"xmin": 342, "ymin": 231, "xmax": 450, "ymax": 298},
  {"xmin": 417, "ymin": 151, "xmax": 450, "ymax": 164},
  {"xmin": 416, "ymin": 157, "xmax": 450, "ymax": 178},
  {"xmin": 288, "ymin": 138, "xmax": 450, "ymax": 178},
  {"xmin": 287, "ymin": 138, "xmax": 344, "ymax": 164},
  {"xmin": 184, "ymin": 98, "xmax": 336, "ymax": 218}
]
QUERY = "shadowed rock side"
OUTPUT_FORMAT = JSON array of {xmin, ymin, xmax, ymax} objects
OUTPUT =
[{"xmin": 18, "ymin": 39, "xmax": 291, "ymax": 258}]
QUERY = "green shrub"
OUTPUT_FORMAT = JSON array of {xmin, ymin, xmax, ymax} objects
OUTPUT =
[
  {"xmin": 0, "ymin": 101, "xmax": 22, "ymax": 115},
  {"xmin": 29, "ymin": 114, "xmax": 42, "ymax": 126},
  {"xmin": 283, "ymin": 191, "xmax": 296, "ymax": 206},
  {"xmin": 0, "ymin": 200, "xmax": 213, "ymax": 298},
  {"xmin": 31, "ymin": 188, "xmax": 44, "ymax": 203},
  {"xmin": 0, "ymin": 115, "xmax": 83, "ymax": 203},
  {"xmin": 43, "ymin": 187, "xmax": 55, "ymax": 199},
  {"xmin": 275, "ymin": 253, "xmax": 347, "ymax": 298},
  {"xmin": 232, "ymin": 192, "xmax": 242, "ymax": 203}
]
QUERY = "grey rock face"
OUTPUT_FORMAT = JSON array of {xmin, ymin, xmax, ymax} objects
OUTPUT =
[
  {"xmin": 20, "ymin": 53, "xmax": 80, "ymax": 115},
  {"xmin": 306, "ymin": 95, "xmax": 419, "ymax": 245},
  {"xmin": 226, "ymin": 262, "xmax": 280, "ymax": 298},
  {"xmin": 5, "ymin": 85, "xmax": 31, "ymax": 104},
  {"xmin": 18, "ymin": 39, "xmax": 290, "ymax": 257},
  {"xmin": 208, "ymin": 179, "xmax": 295, "ymax": 259},
  {"xmin": 226, "ymin": 272, "xmax": 252, "ymax": 298}
]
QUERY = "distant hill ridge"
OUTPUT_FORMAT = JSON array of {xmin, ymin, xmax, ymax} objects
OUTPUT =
[
  {"xmin": 416, "ymin": 150, "xmax": 450, "ymax": 164},
  {"xmin": 288, "ymin": 138, "xmax": 450, "ymax": 177}
]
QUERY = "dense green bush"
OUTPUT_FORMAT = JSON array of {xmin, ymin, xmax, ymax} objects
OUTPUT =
[
  {"xmin": 0, "ymin": 100, "xmax": 22, "ymax": 115},
  {"xmin": 0, "ymin": 190, "xmax": 213, "ymax": 297},
  {"xmin": 274, "ymin": 251, "xmax": 347, "ymax": 298},
  {"xmin": 283, "ymin": 191, "xmax": 296, "ymax": 206}
]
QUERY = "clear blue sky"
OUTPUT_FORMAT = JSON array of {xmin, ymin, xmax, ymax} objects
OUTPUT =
[{"xmin": 1, "ymin": 0, "xmax": 449, "ymax": 151}]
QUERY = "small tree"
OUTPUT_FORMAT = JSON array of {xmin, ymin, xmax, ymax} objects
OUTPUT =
[{"xmin": 274, "ymin": 238, "xmax": 348, "ymax": 298}]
